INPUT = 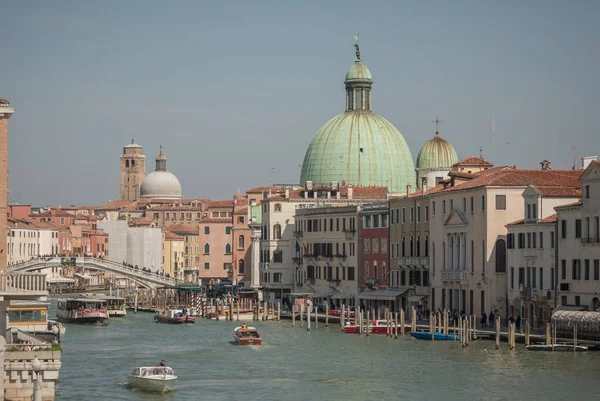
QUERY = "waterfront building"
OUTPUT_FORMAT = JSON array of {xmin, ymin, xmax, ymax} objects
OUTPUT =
[
  {"xmin": 415, "ymin": 129, "xmax": 459, "ymax": 189},
  {"xmin": 259, "ymin": 183, "xmax": 388, "ymax": 305},
  {"xmin": 163, "ymin": 229, "xmax": 185, "ymax": 280},
  {"xmin": 168, "ymin": 224, "xmax": 200, "ymax": 283},
  {"xmin": 232, "ymin": 194, "xmax": 251, "ymax": 286},
  {"xmin": 506, "ymin": 184, "xmax": 581, "ymax": 327},
  {"xmin": 358, "ymin": 203, "xmax": 396, "ymax": 312},
  {"xmin": 427, "ymin": 163, "xmax": 582, "ymax": 318},
  {"xmin": 299, "ymin": 45, "xmax": 415, "ymax": 194},
  {"xmin": 97, "ymin": 220, "xmax": 163, "ymax": 272},
  {"xmin": 389, "ymin": 188, "xmax": 431, "ymax": 316},
  {"xmin": 295, "ymin": 205, "xmax": 360, "ymax": 308},
  {"xmin": 7, "ymin": 218, "xmax": 59, "ymax": 264},
  {"xmin": 555, "ymin": 158, "xmax": 600, "ymax": 311},
  {"xmin": 198, "ymin": 213, "xmax": 233, "ymax": 286},
  {"xmin": 120, "ymin": 139, "xmax": 146, "ymax": 201}
]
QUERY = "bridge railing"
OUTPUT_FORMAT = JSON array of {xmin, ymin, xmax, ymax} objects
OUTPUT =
[
  {"xmin": 81, "ymin": 258, "xmax": 181, "ymax": 286},
  {"xmin": 0, "ymin": 272, "xmax": 47, "ymax": 293}
]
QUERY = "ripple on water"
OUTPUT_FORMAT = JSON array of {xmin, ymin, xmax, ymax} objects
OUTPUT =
[{"xmin": 54, "ymin": 307, "xmax": 600, "ymax": 401}]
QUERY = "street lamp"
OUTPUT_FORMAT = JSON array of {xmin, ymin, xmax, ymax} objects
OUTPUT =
[{"xmin": 32, "ymin": 356, "xmax": 42, "ymax": 401}]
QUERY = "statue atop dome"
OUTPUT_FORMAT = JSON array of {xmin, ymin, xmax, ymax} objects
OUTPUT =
[{"xmin": 353, "ymin": 34, "xmax": 361, "ymax": 61}]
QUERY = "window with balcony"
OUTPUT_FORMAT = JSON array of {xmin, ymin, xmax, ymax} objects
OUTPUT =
[
  {"xmin": 424, "ymin": 235, "xmax": 429, "ymax": 257},
  {"xmin": 373, "ymin": 261, "xmax": 378, "ymax": 279},
  {"xmin": 416, "ymin": 235, "xmax": 421, "ymax": 257}
]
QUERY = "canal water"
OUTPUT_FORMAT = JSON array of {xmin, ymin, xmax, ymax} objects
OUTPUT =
[{"xmin": 54, "ymin": 307, "xmax": 600, "ymax": 401}]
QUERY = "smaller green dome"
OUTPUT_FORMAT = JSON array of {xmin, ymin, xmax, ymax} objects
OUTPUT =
[
  {"xmin": 416, "ymin": 132, "xmax": 459, "ymax": 169},
  {"xmin": 345, "ymin": 61, "xmax": 372, "ymax": 83}
]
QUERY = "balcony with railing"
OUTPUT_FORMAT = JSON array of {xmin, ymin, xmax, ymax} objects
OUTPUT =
[
  {"xmin": 440, "ymin": 270, "xmax": 468, "ymax": 282},
  {"xmin": 582, "ymin": 237, "xmax": 600, "ymax": 245},
  {"xmin": 365, "ymin": 277, "xmax": 379, "ymax": 288},
  {"xmin": 343, "ymin": 229, "xmax": 356, "ymax": 240},
  {"xmin": 524, "ymin": 248, "xmax": 538, "ymax": 258}
]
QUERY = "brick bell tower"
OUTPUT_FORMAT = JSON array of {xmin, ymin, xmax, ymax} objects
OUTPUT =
[
  {"xmin": 120, "ymin": 139, "xmax": 146, "ymax": 201},
  {"xmin": 0, "ymin": 99, "xmax": 14, "ymax": 271}
]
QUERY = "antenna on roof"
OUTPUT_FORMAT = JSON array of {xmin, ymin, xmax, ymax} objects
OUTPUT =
[
  {"xmin": 571, "ymin": 145, "xmax": 576, "ymax": 170},
  {"xmin": 479, "ymin": 147, "xmax": 483, "ymax": 158}
]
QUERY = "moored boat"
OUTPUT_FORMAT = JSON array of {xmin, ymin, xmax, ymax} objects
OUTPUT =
[
  {"xmin": 233, "ymin": 325, "xmax": 262, "ymax": 345},
  {"xmin": 154, "ymin": 309, "xmax": 195, "ymax": 324},
  {"xmin": 409, "ymin": 331, "xmax": 459, "ymax": 341},
  {"xmin": 344, "ymin": 319, "xmax": 411, "ymax": 335},
  {"xmin": 103, "ymin": 296, "xmax": 127, "ymax": 317},
  {"xmin": 526, "ymin": 344, "xmax": 588, "ymax": 352},
  {"xmin": 127, "ymin": 366, "xmax": 177, "ymax": 393},
  {"xmin": 56, "ymin": 297, "xmax": 109, "ymax": 324}
]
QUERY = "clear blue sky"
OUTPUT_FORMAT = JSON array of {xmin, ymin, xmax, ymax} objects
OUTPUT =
[{"xmin": 2, "ymin": 0, "xmax": 597, "ymax": 206}]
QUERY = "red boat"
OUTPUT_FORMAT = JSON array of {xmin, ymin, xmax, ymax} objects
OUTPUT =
[
  {"xmin": 233, "ymin": 325, "xmax": 262, "ymax": 346},
  {"xmin": 154, "ymin": 309, "xmax": 195, "ymax": 324},
  {"xmin": 344, "ymin": 319, "xmax": 410, "ymax": 334}
]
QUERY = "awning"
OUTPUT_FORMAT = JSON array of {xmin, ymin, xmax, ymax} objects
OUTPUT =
[
  {"xmin": 359, "ymin": 289, "xmax": 408, "ymax": 301},
  {"xmin": 407, "ymin": 295, "xmax": 427, "ymax": 302},
  {"xmin": 74, "ymin": 273, "xmax": 92, "ymax": 280},
  {"xmin": 47, "ymin": 277, "xmax": 75, "ymax": 284}
]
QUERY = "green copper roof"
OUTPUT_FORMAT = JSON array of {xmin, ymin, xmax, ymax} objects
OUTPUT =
[
  {"xmin": 416, "ymin": 132, "xmax": 459, "ymax": 169},
  {"xmin": 300, "ymin": 111, "xmax": 416, "ymax": 193},
  {"xmin": 345, "ymin": 61, "xmax": 372, "ymax": 82}
]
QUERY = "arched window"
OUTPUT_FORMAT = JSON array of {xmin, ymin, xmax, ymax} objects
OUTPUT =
[
  {"xmin": 273, "ymin": 224, "xmax": 282, "ymax": 240},
  {"xmin": 442, "ymin": 242, "xmax": 446, "ymax": 270},
  {"xmin": 382, "ymin": 262, "xmax": 387, "ymax": 279},
  {"xmin": 410, "ymin": 235, "xmax": 414, "ymax": 257},
  {"xmin": 373, "ymin": 261, "xmax": 378, "ymax": 279},
  {"xmin": 185, "ymin": 246, "xmax": 189, "ymax": 254},
  {"xmin": 365, "ymin": 262, "xmax": 370, "ymax": 278},
  {"xmin": 274, "ymin": 203, "xmax": 282, "ymax": 212},
  {"xmin": 238, "ymin": 259, "xmax": 245, "ymax": 274},
  {"xmin": 238, "ymin": 235, "xmax": 245, "ymax": 250},
  {"xmin": 402, "ymin": 236, "xmax": 406, "ymax": 257},
  {"xmin": 471, "ymin": 240, "xmax": 474, "ymax": 273},
  {"xmin": 125, "ymin": 160, "xmax": 130, "ymax": 168},
  {"xmin": 225, "ymin": 243, "xmax": 231, "ymax": 254},
  {"xmin": 131, "ymin": 160, "xmax": 135, "ymax": 167},
  {"xmin": 416, "ymin": 235, "xmax": 421, "ymax": 257},
  {"xmin": 495, "ymin": 239, "xmax": 506, "ymax": 273},
  {"xmin": 372, "ymin": 238, "xmax": 379, "ymax": 253},
  {"xmin": 204, "ymin": 243, "xmax": 210, "ymax": 255}
]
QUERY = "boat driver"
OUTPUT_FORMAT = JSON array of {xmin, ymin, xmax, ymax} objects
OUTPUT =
[
  {"xmin": 241, "ymin": 323, "xmax": 248, "ymax": 333},
  {"xmin": 158, "ymin": 360, "xmax": 166, "ymax": 367}
]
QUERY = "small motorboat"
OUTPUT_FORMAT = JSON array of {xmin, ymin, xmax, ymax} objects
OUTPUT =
[
  {"xmin": 233, "ymin": 326, "xmax": 262, "ymax": 345},
  {"xmin": 127, "ymin": 366, "xmax": 177, "ymax": 393},
  {"xmin": 526, "ymin": 344, "xmax": 588, "ymax": 352},
  {"xmin": 409, "ymin": 331, "xmax": 459, "ymax": 341},
  {"xmin": 154, "ymin": 309, "xmax": 195, "ymax": 324}
]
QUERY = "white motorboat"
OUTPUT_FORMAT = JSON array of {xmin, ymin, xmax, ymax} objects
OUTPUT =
[{"xmin": 127, "ymin": 366, "xmax": 177, "ymax": 393}]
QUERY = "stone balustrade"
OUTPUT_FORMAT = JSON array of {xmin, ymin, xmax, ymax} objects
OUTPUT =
[
  {"xmin": 0, "ymin": 273, "xmax": 47, "ymax": 295},
  {"xmin": 3, "ymin": 347, "xmax": 61, "ymax": 401}
]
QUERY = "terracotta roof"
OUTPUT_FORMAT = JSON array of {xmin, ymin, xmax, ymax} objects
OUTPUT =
[
  {"xmin": 95, "ymin": 200, "xmax": 134, "ymax": 210},
  {"xmin": 246, "ymin": 186, "xmax": 286, "ymax": 193},
  {"xmin": 208, "ymin": 200, "xmax": 235, "ymax": 207},
  {"xmin": 426, "ymin": 167, "xmax": 582, "ymax": 195},
  {"xmin": 450, "ymin": 171, "xmax": 478, "ymax": 179},
  {"xmin": 150, "ymin": 205, "xmax": 204, "ymax": 211},
  {"xmin": 168, "ymin": 224, "xmax": 198, "ymax": 233},
  {"xmin": 234, "ymin": 207, "xmax": 248, "ymax": 215},
  {"xmin": 453, "ymin": 157, "xmax": 493, "ymax": 167},
  {"xmin": 555, "ymin": 200, "xmax": 582, "ymax": 210},
  {"xmin": 540, "ymin": 214, "xmax": 558, "ymax": 223},
  {"xmin": 164, "ymin": 230, "xmax": 184, "ymax": 240},
  {"xmin": 593, "ymin": 160, "xmax": 600, "ymax": 167},
  {"xmin": 128, "ymin": 218, "xmax": 154, "ymax": 227},
  {"xmin": 534, "ymin": 186, "xmax": 581, "ymax": 197},
  {"xmin": 507, "ymin": 219, "xmax": 525, "ymax": 226}
]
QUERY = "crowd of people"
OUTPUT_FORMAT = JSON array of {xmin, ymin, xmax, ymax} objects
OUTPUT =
[{"xmin": 121, "ymin": 261, "xmax": 171, "ymax": 278}]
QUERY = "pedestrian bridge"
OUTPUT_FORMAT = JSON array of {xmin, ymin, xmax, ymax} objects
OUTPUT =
[{"xmin": 8, "ymin": 257, "xmax": 181, "ymax": 289}]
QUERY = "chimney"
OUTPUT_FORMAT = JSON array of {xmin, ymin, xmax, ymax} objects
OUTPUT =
[
  {"xmin": 540, "ymin": 160, "xmax": 551, "ymax": 171},
  {"xmin": 347, "ymin": 186, "xmax": 353, "ymax": 199},
  {"xmin": 285, "ymin": 188, "xmax": 290, "ymax": 199},
  {"xmin": 406, "ymin": 184, "xmax": 412, "ymax": 196},
  {"xmin": 582, "ymin": 156, "xmax": 598, "ymax": 170}
]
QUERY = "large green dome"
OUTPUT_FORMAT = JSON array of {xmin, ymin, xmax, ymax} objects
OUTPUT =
[
  {"xmin": 300, "ymin": 48, "xmax": 416, "ymax": 193},
  {"xmin": 300, "ymin": 111, "xmax": 416, "ymax": 192},
  {"xmin": 416, "ymin": 132, "xmax": 458, "ymax": 169}
]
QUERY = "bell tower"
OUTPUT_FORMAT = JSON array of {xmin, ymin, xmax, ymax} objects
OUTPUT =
[
  {"xmin": 120, "ymin": 139, "xmax": 146, "ymax": 201},
  {"xmin": 0, "ymin": 98, "xmax": 14, "ymax": 271}
]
